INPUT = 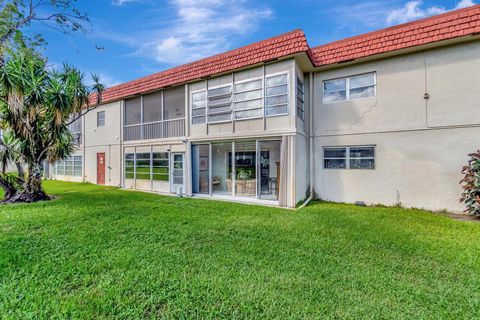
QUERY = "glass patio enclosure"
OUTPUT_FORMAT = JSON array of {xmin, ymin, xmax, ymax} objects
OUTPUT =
[{"xmin": 192, "ymin": 140, "xmax": 281, "ymax": 201}]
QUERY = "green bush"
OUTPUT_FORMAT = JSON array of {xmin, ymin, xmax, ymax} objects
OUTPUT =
[{"xmin": 460, "ymin": 150, "xmax": 480, "ymax": 215}]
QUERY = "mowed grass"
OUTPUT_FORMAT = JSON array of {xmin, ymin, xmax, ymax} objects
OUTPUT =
[{"xmin": 0, "ymin": 181, "xmax": 479, "ymax": 319}]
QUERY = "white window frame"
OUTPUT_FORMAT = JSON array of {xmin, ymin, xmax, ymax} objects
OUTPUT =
[
  {"xmin": 265, "ymin": 72, "xmax": 290, "ymax": 118},
  {"xmin": 233, "ymin": 76, "xmax": 264, "ymax": 121},
  {"xmin": 97, "ymin": 111, "xmax": 105, "ymax": 127},
  {"xmin": 206, "ymin": 84, "xmax": 233, "ymax": 124},
  {"xmin": 191, "ymin": 89, "xmax": 207, "ymax": 125},
  {"xmin": 322, "ymin": 72, "xmax": 376, "ymax": 104},
  {"xmin": 323, "ymin": 146, "xmax": 375, "ymax": 170},
  {"xmin": 54, "ymin": 156, "xmax": 82, "ymax": 177}
]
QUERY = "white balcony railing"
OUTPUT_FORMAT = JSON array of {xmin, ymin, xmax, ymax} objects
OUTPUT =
[{"xmin": 124, "ymin": 118, "xmax": 185, "ymax": 141}]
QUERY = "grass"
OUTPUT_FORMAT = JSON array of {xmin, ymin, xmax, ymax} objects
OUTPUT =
[{"xmin": 1, "ymin": 181, "xmax": 480, "ymax": 319}]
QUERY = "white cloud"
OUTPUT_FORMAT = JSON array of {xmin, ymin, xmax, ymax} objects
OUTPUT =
[
  {"xmin": 149, "ymin": 0, "xmax": 272, "ymax": 64},
  {"xmin": 386, "ymin": 0, "xmax": 476, "ymax": 25},
  {"xmin": 106, "ymin": 0, "xmax": 272, "ymax": 65},
  {"xmin": 457, "ymin": 0, "xmax": 476, "ymax": 9},
  {"xmin": 112, "ymin": 0, "xmax": 142, "ymax": 6}
]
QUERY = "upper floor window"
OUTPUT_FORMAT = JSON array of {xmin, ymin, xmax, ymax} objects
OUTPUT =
[
  {"xmin": 207, "ymin": 85, "xmax": 233, "ymax": 123},
  {"xmin": 324, "ymin": 146, "xmax": 375, "ymax": 169},
  {"xmin": 296, "ymin": 77, "xmax": 305, "ymax": 121},
  {"xmin": 234, "ymin": 78, "xmax": 263, "ymax": 120},
  {"xmin": 191, "ymin": 72, "xmax": 289, "ymax": 125},
  {"xmin": 97, "ymin": 111, "xmax": 105, "ymax": 127},
  {"xmin": 323, "ymin": 72, "xmax": 376, "ymax": 104},
  {"xmin": 265, "ymin": 74, "xmax": 288, "ymax": 116},
  {"xmin": 67, "ymin": 115, "xmax": 82, "ymax": 145}
]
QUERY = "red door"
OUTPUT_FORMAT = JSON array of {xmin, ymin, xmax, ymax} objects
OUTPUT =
[{"xmin": 97, "ymin": 153, "xmax": 106, "ymax": 185}]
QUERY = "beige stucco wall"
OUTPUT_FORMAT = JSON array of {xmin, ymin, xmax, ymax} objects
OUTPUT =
[
  {"xmin": 313, "ymin": 40, "xmax": 480, "ymax": 212},
  {"xmin": 294, "ymin": 133, "xmax": 309, "ymax": 205},
  {"xmin": 84, "ymin": 101, "xmax": 122, "ymax": 186}
]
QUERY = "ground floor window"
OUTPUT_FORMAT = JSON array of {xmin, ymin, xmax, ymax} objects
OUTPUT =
[
  {"xmin": 323, "ymin": 146, "xmax": 375, "ymax": 169},
  {"xmin": 54, "ymin": 156, "xmax": 82, "ymax": 177},
  {"xmin": 124, "ymin": 151, "xmax": 170, "ymax": 181},
  {"xmin": 192, "ymin": 140, "xmax": 281, "ymax": 201}
]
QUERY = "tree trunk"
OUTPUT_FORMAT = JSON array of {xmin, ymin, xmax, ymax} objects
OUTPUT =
[
  {"xmin": 0, "ymin": 175, "xmax": 18, "ymax": 202},
  {"xmin": 1, "ymin": 162, "xmax": 51, "ymax": 204},
  {"xmin": 16, "ymin": 161, "xmax": 25, "ymax": 181}
]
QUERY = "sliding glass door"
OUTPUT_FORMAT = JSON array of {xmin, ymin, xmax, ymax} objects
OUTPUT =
[
  {"xmin": 192, "ymin": 145, "xmax": 209, "ymax": 194},
  {"xmin": 192, "ymin": 139, "xmax": 281, "ymax": 201},
  {"xmin": 211, "ymin": 143, "xmax": 233, "ymax": 196},
  {"xmin": 233, "ymin": 142, "xmax": 256, "ymax": 198},
  {"xmin": 258, "ymin": 140, "xmax": 281, "ymax": 200}
]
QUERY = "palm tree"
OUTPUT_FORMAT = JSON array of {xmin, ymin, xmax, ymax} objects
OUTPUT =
[{"xmin": 0, "ymin": 51, "xmax": 104, "ymax": 203}]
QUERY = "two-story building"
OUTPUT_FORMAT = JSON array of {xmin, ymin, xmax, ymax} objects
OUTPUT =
[{"xmin": 51, "ymin": 5, "xmax": 480, "ymax": 211}]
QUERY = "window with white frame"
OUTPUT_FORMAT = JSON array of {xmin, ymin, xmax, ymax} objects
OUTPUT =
[
  {"xmin": 55, "ymin": 156, "xmax": 82, "ymax": 177},
  {"xmin": 191, "ymin": 91, "xmax": 207, "ymax": 125},
  {"xmin": 68, "ymin": 115, "xmax": 82, "ymax": 145},
  {"xmin": 234, "ymin": 78, "xmax": 263, "ymax": 120},
  {"xmin": 97, "ymin": 111, "xmax": 105, "ymax": 127},
  {"xmin": 265, "ymin": 74, "xmax": 289, "ymax": 116},
  {"xmin": 324, "ymin": 146, "xmax": 375, "ymax": 169},
  {"xmin": 296, "ymin": 77, "xmax": 305, "ymax": 120},
  {"xmin": 207, "ymin": 85, "xmax": 233, "ymax": 123},
  {"xmin": 191, "ymin": 72, "xmax": 290, "ymax": 125},
  {"xmin": 323, "ymin": 72, "xmax": 376, "ymax": 104},
  {"xmin": 124, "ymin": 151, "xmax": 169, "ymax": 181}
]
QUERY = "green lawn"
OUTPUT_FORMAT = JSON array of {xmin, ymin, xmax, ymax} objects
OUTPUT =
[{"xmin": 1, "ymin": 181, "xmax": 479, "ymax": 319}]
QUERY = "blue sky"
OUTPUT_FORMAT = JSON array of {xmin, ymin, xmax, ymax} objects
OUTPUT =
[{"xmin": 34, "ymin": 0, "xmax": 475, "ymax": 87}]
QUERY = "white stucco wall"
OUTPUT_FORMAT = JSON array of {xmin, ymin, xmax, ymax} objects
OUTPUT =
[
  {"xmin": 84, "ymin": 101, "xmax": 122, "ymax": 186},
  {"xmin": 313, "ymin": 40, "xmax": 480, "ymax": 212}
]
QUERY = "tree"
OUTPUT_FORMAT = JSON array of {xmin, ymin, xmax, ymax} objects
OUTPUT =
[
  {"xmin": 0, "ymin": 51, "xmax": 103, "ymax": 203},
  {"xmin": 0, "ymin": 0, "xmax": 88, "ymax": 56}
]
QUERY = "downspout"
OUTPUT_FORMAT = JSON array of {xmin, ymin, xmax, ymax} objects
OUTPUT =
[{"xmin": 298, "ymin": 72, "xmax": 315, "ymax": 209}]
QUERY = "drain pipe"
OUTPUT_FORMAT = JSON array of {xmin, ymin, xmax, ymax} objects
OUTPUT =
[{"xmin": 298, "ymin": 72, "xmax": 315, "ymax": 210}]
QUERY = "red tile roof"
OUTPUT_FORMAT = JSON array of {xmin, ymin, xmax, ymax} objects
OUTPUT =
[
  {"xmin": 309, "ymin": 4, "xmax": 480, "ymax": 67},
  {"xmin": 90, "ymin": 5, "xmax": 480, "ymax": 106},
  {"xmin": 91, "ymin": 29, "xmax": 309, "ymax": 105}
]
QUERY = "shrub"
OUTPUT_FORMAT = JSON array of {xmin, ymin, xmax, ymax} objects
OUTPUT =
[{"xmin": 460, "ymin": 151, "xmax": 480, "ymax": 215}]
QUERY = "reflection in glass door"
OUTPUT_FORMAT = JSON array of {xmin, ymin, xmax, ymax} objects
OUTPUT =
[
  {"xmin": 192, "ymin": 140, "xmax": 281, "ymax": 201},
  {"xmin": 171, "ymin": 153, "xmax": 184, "ymax": 193},
  {"xmin": 258, "ymin": 141, "xmax": 281, "ymax": 200},
  {"xmin": 211, "ymin": 143, "xmax": 233, "ymax": 196},
  {"xmin": 192, "ymin": 145, "xmax": 210, "ymax": 194},
  {"xmin": 233, "ymin": 142, "xmax": 256, "ymax": 198}
]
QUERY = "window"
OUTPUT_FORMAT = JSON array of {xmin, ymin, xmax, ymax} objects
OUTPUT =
[
  {"xmin": 97, "ymin": 111, "xmax": 105, "ymax": 127},
  {"xmin": 54, "ymin": 156, "xmax": 82, "ymax": 177},
  {"xmin": 323, "ymin": 72, "xmax": 376, "ymax": 104},
  {"xmin": 324, "ymin": 146, "xmax": 375, "ymax": 169},
  {"xmin": 125, "ymin": 97, "xmax": 142, "ymax": 126},
  {"xmin": 265, "ymin": 74, "xmax": 289, "ymax": 116},
  {"xmin": 191, "ymin": 91, "xmax": 207, "ymax": 125},
  {"xmin": 125, "ymin": 153, "xmax": 135, "ymax": 179},
  {"xmin": 135, "ymin": 153, "xmax": 151, "ymax": 180},
  {"xmin": 124, "ymin": 151, "xmax": 170, "ymax": 181},
  {"xmin": 207, "ymin": 85, "xmax": 232, "ymax": 123},
  {"xmin": 296, "ymin": 77, "xmax": 305, "ymax": 120},
  {"xmin": 164, "ymin": 86, "xmax": 185, "ymax": 120},
  {"xmin": 143, "ymin": 92, "xmax": 162, "ymax": 123},
  {"xmin": 234, "ymin": 78, "xmax": 263, "ymax": 120},
  {"xmin": 153, "ymin": 152, "xmax": 169, "ymax": 181},
  {"xmin": 191, "ymin": 72, "xmax": 290, "ymax": 125}
]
